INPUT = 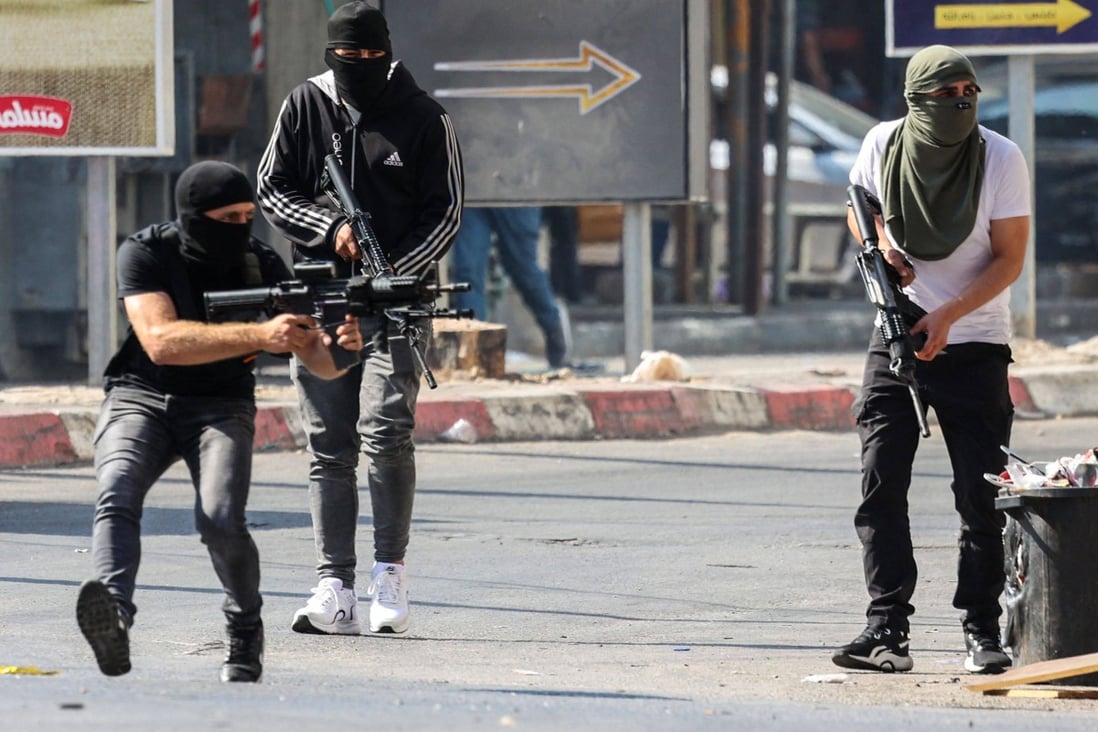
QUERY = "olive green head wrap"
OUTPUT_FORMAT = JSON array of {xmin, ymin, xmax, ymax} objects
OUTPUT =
[{"xmin": 881, "ymin": 44, "xmax": 985, "ymax": 260}]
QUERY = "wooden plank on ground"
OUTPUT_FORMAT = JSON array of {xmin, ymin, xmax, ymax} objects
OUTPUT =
[
  {"xmin": 966, "ymin": 652, "xmax": 1098, "ymax": 693},
  {"xmin": 984, "ymin": 685, "xmax": 1098, "ymax": 699}
]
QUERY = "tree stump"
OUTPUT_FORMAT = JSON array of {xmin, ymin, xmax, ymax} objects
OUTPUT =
[{"xmin": 427, "ymin": 319, "xmax": 506, "ymax": 381}]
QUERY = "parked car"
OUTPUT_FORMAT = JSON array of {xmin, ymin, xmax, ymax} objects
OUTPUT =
[
  {"xmin": 765, "ymin": 75, "xmax": 878, "ymax": 293},
  {"xmin": 767, "ymin": 73, "xmax": 877, "ymax": 206},
  {"xmin": 978, "ymin": 57, "xmax": 1098, "ymax": 262}
]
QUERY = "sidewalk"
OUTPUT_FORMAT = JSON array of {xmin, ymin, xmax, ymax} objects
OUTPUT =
[{"xmin": 3, "ymin": 344, "xmax": 1098, "ymax": 470}]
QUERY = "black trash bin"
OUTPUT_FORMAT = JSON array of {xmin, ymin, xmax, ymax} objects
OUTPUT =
[{"xmin": 998, "ymin": 487, "xmax": 1098, "ymax": 686}]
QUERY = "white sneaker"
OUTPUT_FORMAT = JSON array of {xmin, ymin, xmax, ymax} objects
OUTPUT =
[
  {"xmin": 291, "ymin": 577, "xmax": 361, "ymax": 635},
  {"xmin": 368, "ymin": 563, "xmax": 410, "ymax": 633}
]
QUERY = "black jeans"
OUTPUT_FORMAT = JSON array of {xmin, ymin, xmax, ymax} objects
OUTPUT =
[
  {"xmin": 91, "ymin": 386, "xmax": 261, "ymax": 627},
  {"xmin": 852, "ymin": 332, "xmax": 1013, "ymax": 634}
]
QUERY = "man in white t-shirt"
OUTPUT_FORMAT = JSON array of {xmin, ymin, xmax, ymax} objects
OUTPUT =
[{"xmin": 831, "ymin": 45, "xmax": 1030, "ymax": 676}]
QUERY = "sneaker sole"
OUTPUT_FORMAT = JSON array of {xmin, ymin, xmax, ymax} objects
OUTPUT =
[
  {"xmin": 832, "ymin": 651, "xmax": 913, "ymax": 673},
  {"xmin": 964, "ymin": 656, "xmax": 1011, "ymax": 674},
  {"xmin": 368, "ymin": 617, "xmax": 410, "ymax": 634},
  {"xmin": 221, "ymin": 663, "xmax": 263, "ymax": 683},
  {"xmin": 76, "ymin": 580, "xmax": 131, "ymax": 676},
  {"xmin": 290, "ymin": 612, "xmax": 361, "ymax": 635}
]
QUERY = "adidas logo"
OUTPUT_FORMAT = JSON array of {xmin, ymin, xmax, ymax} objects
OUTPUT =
[{"xmin": 382, "ymin": 151, "xmax": 403, "ymax": 167}]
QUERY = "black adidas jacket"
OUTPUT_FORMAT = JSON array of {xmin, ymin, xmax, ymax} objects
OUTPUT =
[{"xmin": 257, "ymin": 62, "xmax": 463, "ymax": 277}]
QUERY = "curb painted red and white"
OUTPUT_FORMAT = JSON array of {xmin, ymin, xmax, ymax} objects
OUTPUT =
[{"xmin": 0, "ymin": 373, "xmax": 1090, "ymax": 469}]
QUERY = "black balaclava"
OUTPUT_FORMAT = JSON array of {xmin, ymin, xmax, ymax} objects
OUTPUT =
[
  {"xmin": 324, "ymin": 1, "xmax": 392, "ymax": 110},
  {"xmin": 174, "ymin": 161, "xmax": 254, "ymax": 268}
]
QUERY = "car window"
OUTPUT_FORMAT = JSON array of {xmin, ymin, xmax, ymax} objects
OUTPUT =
[
  {"xmin": 766, "ymin": 102, "xmax": 827, "ymax": 147},
  {"xmin": 788, "ymin": 119, "xmax": 825, "ymax": 148},
  {"xmin": 765, "ymin": 73, "xmax": 877, "ymax": 152},
  {"xmin": 980, "ymin": 83, "xmax": 1098, "ymax": 140},
  {"xmin": 788, "ymin": 79, "xmax": 877, "ymax": 142}
]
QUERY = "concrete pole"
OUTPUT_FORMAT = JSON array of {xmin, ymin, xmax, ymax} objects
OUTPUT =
[
  {"xmin": 86, "ymin": 157, "xmax": 118, "ymax": 386},
  {"xmin": 770, "ymin": 0, "xmax": 794, "ymax": 305},
  {"xmin": 1007, "ymin": 54, "xmax": 1036, "ymax": 339},
  {"xmin": 622, "ymin": 202, "xmax": 653, "ymax": 373},
  {"xmin": 742, "ymin": 0, "xmax": 769, "ymax": 315},
  {"xmin": 724, "ymin": 0, "xmax": 749, "ymax": 305}
]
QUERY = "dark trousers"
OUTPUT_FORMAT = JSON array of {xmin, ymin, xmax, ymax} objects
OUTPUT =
[
  {"xmin": 543, "ymin": 206, "xmax": 581, "ymax": 303},
  {"xmin": 853, "ymin": 332, "xmax": 1013, "ymax": 634},
  {"xmin": 91, "ymin": 386, "xmax": 261, "ymax": 627}
]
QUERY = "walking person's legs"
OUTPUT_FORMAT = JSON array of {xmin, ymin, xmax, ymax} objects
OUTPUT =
[
  {"xmin": 544, "ymin": 206, "xmax": 581, "ymax": 303},
  {"xmin": 492, "ymin": 207, "xmax": 569, "ymax": 367},
  {"xmin": 449, "ymin": 207, "xmax": 493, "ymax": 320}
]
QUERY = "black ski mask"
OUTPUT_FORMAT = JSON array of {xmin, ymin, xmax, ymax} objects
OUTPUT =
[
  {"xmin": 174, "ymin": 161, "xmax": 254, "ymax": 268},
  {"xmin": 324, "ymin": 1, "xmax": 392, "ymax": 110}
]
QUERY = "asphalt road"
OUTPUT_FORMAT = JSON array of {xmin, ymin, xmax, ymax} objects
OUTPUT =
[{"xmin": 3, "ymin": 420, "xmax": 1098, "ymax": 730}]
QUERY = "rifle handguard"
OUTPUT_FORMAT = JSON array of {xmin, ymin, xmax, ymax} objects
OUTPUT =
[{"xmin": 323, "ymin": 154, "xmax": 395, "ymax": 277}]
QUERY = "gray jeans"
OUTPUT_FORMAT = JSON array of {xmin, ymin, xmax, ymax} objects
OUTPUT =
[
  {"xmin": 91, "ymin": 385, "xmax": 261, "ymax": 627},
  {"xmin": 292, "ymin": 314, "xmax": 427, "ymax": 590}
]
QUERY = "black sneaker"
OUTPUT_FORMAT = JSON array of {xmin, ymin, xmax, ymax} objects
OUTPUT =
[
  {"xmin": 832, "ymin": 626, "xmax": 913, "ymax": 672},
  {"xmin": 964, "ymin": 630, "xmax": 1012, "ymax": 674},
  {"xmin": 221, "ymin": 620, "xmax": 264, "ymax": 683},
  {"xmin": 76, "ymin": 579, "xmax": 131, "ymax": 676}
]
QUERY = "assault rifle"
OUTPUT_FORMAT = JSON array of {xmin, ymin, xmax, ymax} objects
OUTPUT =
[
  {"xmin": 847, "ymin": 184, "xmax": 931, "ymax": 438},
  {"xmin": 205, "ymin": 155, "xmax": 471, "ymax": 387},
  {"xmin": 322, "ymin": 152, "xmax": 396, "ymax": 280}
]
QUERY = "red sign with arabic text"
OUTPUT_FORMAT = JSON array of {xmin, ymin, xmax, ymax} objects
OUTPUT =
[{"xmin": 0, "ymin": 95, "xmax": 73, "ymax": 138}]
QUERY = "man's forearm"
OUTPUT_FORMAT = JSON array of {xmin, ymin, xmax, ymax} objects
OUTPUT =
[
  {"xmin": 142, "ymin": 320, "xmax": 266, "ymax": 366},
  {"xmin": 940, "ymin": 254, "xmax": 1024, "ymax": 323},
  {"xmin": 294, "ymin": 338, "xmax": 343, "ymax": 380}
]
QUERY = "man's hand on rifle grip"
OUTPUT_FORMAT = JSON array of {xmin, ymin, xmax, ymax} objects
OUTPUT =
[
  {"xmin": 911, "ymin": 305, "xmax": 959, "ymax": 362},
  {"xmin": 329, "ymin": 314, "xmax": 364, "ymax": 353},
  {"xmin": 334, "ymin": 223, "xmax": 363, "ymax": 261},
  {"xmin": 882, "ymin": 247, "xmax": 916, "ymax": 288},
  {"xmin": 260, "ymin": 313, "xmax": 320, "ymax": 354}
]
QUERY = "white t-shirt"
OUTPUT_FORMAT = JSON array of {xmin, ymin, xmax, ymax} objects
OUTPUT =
[{"xmin": 849, "ymin": 119, "xmax": 1031, "ymax": 344}]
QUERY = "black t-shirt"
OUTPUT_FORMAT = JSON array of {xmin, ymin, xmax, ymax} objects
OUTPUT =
[{"xmin": 103, "ymin": 222, "xmax": 293, "ymax": 399}]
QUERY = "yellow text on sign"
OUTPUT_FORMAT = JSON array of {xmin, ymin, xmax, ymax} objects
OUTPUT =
[{"xmin": 935, "ymin": 0, "xmax": 1092, "ymax": 34}]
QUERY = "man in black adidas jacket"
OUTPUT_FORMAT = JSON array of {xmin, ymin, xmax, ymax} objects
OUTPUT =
[{"xmin": 257, "ymin": 1, "xmax": 463, "ymax": 637}]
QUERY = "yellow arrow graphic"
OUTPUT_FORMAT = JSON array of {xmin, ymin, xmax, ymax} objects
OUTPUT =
[
  {"xmin": 935, "ymin": 0, "xmax": 1092, "ymax": 34},
  {"xmin": 433, "ymin": 41, "xmax": 641, "ymax": 114}
]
